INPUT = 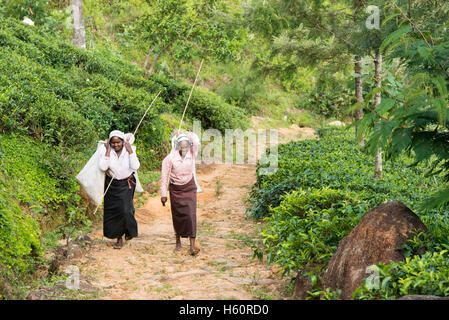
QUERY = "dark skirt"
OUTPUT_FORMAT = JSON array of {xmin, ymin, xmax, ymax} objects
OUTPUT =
[
  {"xmin": 169, "ymin": 175, "xmax": 197, "ymax": 238},
  {"xmin": 103, "ymin": 174, "xmax": 138, "ymax": 239}
]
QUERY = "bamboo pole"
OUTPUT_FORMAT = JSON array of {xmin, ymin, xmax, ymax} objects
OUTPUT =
[{"xmin": 165, "ymin": 59, "xmax": 204, "ymax": 194}]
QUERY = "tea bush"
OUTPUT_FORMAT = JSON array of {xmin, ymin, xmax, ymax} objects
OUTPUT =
[
  {"xmin": 353, "ymin": 249, "xmax": 449, "ymax": 299},
  {"xmin": 0, "ymin": 17, "xmax": 248, "ymax": 143},
  {"xmin": 0, "ymin": 188, "xmax": 42, "ymax": 275},
  {"xmin": 257, "ymin": 188, "xmax": 370, "ymax": 276},
  {"xmin": 0, "ymin": 136, "xmax": 48, "ymax": 280},
  {"xmin": 0, "ymin": 134, "xmax": 72, "ymax": 207},
  {"xmin": 250, "ymin": 127, "xmax": 449, "ymax": 299},
  {"xmin": 148, "ymin": 73, "xmax": 249, "ymax": 131},
  {"xmin": 249, "ymin": 127, "xmax": 442, "ymax": 219},
  {"xmin": 0, "ymin": 134, "xmax": 86, "ymax": 280},
  {"xmin": 0, "ymin": 17, "xmax": 248, "ymax": 167}
]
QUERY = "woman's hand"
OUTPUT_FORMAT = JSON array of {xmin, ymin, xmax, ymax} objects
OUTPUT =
[
  {"xmin": 125, "ymin": 137, "xmax": 133, "ymax": 154},
  {"xmin": 105, "ymin": 142, "xmax": 112, "ymax": 157},
  {"xmin": 161, "ymin": 197, "xmax": 167, "ymax": 206}
]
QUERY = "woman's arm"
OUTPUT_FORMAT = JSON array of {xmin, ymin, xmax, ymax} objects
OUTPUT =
[
  {"xmin": 186, "ymin": 131, "xmax": 200, "ymax": 158},
  {"xmin": 160, "ymin": 155, "xmax": 170, "ymax": 198},
  {"xmin": 98, "ymin": 143, "xmax": 110, "ymax": 171},
  {"xmin": 129, "ymin": 145, "xmax": 140, "ymax": 171}
]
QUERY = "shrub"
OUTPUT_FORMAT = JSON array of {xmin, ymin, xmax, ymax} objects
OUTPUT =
[
  {"xmin": 0, "ymin": 134, "xmax": 71, "ymax": 207},
  {"xmin": 248, "ymin": 127, "xmax": 442, "ymax": 219},
  {"xmin": 0, "ymin": 187, "xmax": 42, "ymax": 275},
  {"xmin": 256, "ymin": 188, "xmax": 369, "ymax": 276},
  {"xmin": 353, "ymin": 249, "xmax": 449, "ymax": 300},
  {"xmin": 0, "ymin": 17, "xmax": 248, "ymax": 152},
  {"xmin": 148, "ymin": 73, "xmax": 249, "ymax": 131},
  {"xmin": 296, "ymin": 87, "xmax": 353, "ymax": 119}
]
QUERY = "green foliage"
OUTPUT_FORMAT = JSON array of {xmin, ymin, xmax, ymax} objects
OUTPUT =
[
  {"xmin": 298, "ymin": 87, "xmax": 353, "ymax": 119},
  {"xmin": 0, "ymin": 17, "xmax": 247, "ymax": 155},
  {"xmin": 0, "ymin": 17, "xmax": 163, "ymax": 152},
  {"xmin": 0, "ymin": 134, "xmax": 91, "ymax": 296},
  {"xmin": 138, "ymin": 0, "xmax": 246, "ymax": 63},
  {"xmin": 0, "ymin": 133, "xmax": 92, "ymax": 245},
  {"xmin": 215, "ymin": 62, "xmax": 263, "ymax": 113},
  {"xmin": 354, "ymin": 3, "xmax": 449, "ymax": 209},
  {"xmin": 0, "ymin": 186, "xmax": 42, "ymax": 275},
  {"xmin": 0, "ymin": 0, "xmax": 50, "ymax": 25},
  {"xmin": 307, "ymin": 286, "xmax": 342, "ymax": 300},
  {"xmin": 353, "ymin": 249, "xmax": 449, "ymax": 299},
  {"xmin": 251, "ymin": 127, "xmax": 449, "ymax": 299},
  {"xmin": 78, "ymin": 0, "xmax": 323, "ymax": 124},
  {"xmin": 290, "ymin": 110, "xmax": 322, "ymax": 129},
  {"xmin": 0, "ymin": 134, "xmax": 69, "ymax": 206},
  {"xmin": 149, "ymin": 73, "xmax": 249, "ymax": 131},
  {"xmin": 248, "ymin": 127, "xmax": 441, "ymax": 219},
  {"xmin": 243, "ymin": 0, "xmax": 355, "ymax": 115},
  {"xmin": 257, "ymin": 188, "xmax": 368, "ymax": 276}
]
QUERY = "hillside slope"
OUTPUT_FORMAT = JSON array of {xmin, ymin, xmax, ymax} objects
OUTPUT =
[{"xmin": 0, "ymin": 17, "xmax": 248, "ymax": 298}]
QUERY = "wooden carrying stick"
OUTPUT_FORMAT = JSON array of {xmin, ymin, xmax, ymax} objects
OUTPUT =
[{"xmin": 166, "ymin": 59, "xmax": 203, "ymax": 193}]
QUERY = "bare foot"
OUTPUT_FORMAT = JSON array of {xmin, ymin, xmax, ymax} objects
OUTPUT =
[
  {"xmin": 189, "ymin": 247, "xmax": 200, "ymax": 256},
  {"xmin": 175, "ymin": 242, "xmax": 182, "ymax": 251},
  {"xmin": 114, "ymin": 237, "xmax": 123, "ymax": 249}
]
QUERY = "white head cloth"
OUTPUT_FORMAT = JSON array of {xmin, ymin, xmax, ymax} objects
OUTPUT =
[
  {"xmin": 177, "ymin": 134, "xmax": 190, "ymax": 143},
  {"xmin": 168, "ymin": 131, "xmax": 202, "ymax": 193},
  {"xmin": 109, "ymin": 130, "xmax": 125, "ymax": 141},
  {"xmin": 170, "ymin": 133, "xmax": 189, "ymax": 149}
]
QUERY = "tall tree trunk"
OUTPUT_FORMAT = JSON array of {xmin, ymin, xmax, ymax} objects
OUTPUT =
[
  {"xmin": 374, "ymin": 53, "xmax": 383, "ymax": 179},
  {"xmin": 144, "ymin": 43, "xmax": 171, "ymax": 79},
  {"xmin": 72, "ymin": 0, "xmax": 86, "ymax": 49},
  {"xmin": 353, "ymin": 0, "xmax": 365, "ymax": 146},
  {"xmin": 354, "ymin": 56, "xmax": 364, "ymax": 146}
]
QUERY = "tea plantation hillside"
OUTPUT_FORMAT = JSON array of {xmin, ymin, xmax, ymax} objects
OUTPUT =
[
  {"xmin": 0, "ymin": 17, "xmax": 248, "ymax": 298},
  {"xmin": 249, "ymin": 128, "xmax": 449, "ymax": 299}
]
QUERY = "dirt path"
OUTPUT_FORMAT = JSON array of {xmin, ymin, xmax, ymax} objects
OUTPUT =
[{"xmin": 64, "ymin": 121, "xmax": 316, "ymax": 300}]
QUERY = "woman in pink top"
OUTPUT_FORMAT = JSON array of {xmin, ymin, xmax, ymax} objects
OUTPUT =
[{"xmin": 161, "ymin": 131, "xmax": 200, "ymax": 255}]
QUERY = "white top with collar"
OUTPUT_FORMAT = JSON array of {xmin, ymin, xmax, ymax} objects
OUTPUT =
[{"xmin": 98, "ymin": 144, "xmax": 140, "ymax": 180}]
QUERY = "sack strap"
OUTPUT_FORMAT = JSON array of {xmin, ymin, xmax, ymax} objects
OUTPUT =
[{"xmin": 127, "ymin": 174, "xmax": 136, "ymax": 190}]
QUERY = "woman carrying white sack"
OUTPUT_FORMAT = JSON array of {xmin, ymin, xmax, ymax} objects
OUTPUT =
[{"xmin": 99, "ymin": 130, "xmax": 140, "ymax": 249}]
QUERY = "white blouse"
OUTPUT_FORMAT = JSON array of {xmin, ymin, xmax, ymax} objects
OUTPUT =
[{"xmin": 98, "ymin": 144, "xmax": 140, "ymax": 180}]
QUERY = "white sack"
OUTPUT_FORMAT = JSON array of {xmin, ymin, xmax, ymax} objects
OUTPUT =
[{"xmin": 76, "ymin": 141, "xmax": 143, "ymax": 206}]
